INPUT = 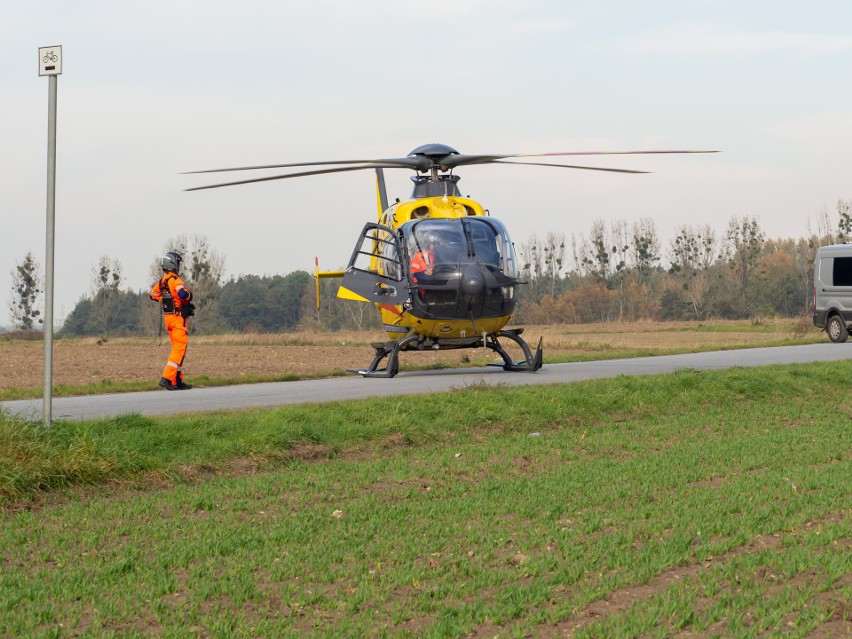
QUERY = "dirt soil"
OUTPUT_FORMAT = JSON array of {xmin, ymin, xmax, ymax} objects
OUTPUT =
[
  {"xmin": 0, "ymin": 331, "xmax": 503, "ymax": 390},
  {"xmin": 0, "ymin": 320, "xmax": 811, "ymax": 391}
]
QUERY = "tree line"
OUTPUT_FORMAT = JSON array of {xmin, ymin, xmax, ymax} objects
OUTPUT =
[
  {"xmin": 6, "ymin": 203, "xmax": 852, "ymax": 337},
  {"xmin": 514, "ymin": 203, "xmax": 850, "ymax": 324}
]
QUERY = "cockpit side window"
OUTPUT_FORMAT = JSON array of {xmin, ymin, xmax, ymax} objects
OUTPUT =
[
  {"xmin": 464, "ymin": 218, "xmax": 518, "ymax": 278},
  {"xmin": 379, "ymin": 234, "xmax": 402, "ymax": 281}
]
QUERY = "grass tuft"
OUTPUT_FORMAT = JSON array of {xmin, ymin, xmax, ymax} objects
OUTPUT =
[{"xmin": 0, "ymin": 412, "xmax": 136, "ymax": 502}]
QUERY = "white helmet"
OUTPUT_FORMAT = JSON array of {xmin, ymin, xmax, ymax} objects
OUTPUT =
[{"xmin": 161, "ymin": 251, "xmax": 182, "ymax": 273}]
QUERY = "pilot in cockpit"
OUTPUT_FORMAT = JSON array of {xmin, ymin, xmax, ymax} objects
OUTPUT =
[{"xmin": 410, "ymin": 232, "xmax": 438, "ymax": 282}]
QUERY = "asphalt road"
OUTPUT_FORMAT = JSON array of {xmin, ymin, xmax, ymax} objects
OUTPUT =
[{"xmin": 2, "ymin": 343, "xmax": 849, "ymax": 422}]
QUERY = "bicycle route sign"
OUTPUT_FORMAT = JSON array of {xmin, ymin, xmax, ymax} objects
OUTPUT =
[{"xmin": 38, "ymin": 45, "xmax": 63, "ymax": 76}]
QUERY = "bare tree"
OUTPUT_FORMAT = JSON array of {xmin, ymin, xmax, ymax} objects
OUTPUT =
[
  {"xmin": 574, "ymin": 219, "xmax": 628, "ymax": 279},
  {"xmin": 571, "ymin": 219, "xmax": 630, "ymax": 320},
  {"xmin": 810, "ymin": 205, "xmax": 835, "ymax": 245},
  {"xmin": 90, "ymin": 256, "xmax": 123, "ymax": 341},
  {"xmin": 621, "ymin": 218, "xmax": 661, "ymax": 320},
  {"xmin": 343, "ymin": 297, "xmax": 378, "ymax": 331},
  {"xmin": 573, "ymin": 219, "xmax": 612, "ymax": 283},
  {"xmin": 8, "ymin": 251, "xmax": 43, "ymax": 330},
  {"xmin": 519, "ymin": 234, "xmax": 546, "ymax": 304},
  {"xmin": 610, "ymin": 220, "xmax": 630, "ymax": 318},
  {"xmin": 629, "ymin": 218, "xmax": 661, "ymax": 287},
  {"xmin": 837, "ymin": 199, "xmax": 852, "ymax": 243},
  {"xmin": 542, "ymin": 231, "xmax": 566, "ymax": 298},
  {"xmin": 722, "ymin": 216, "xmax": 766, "ymax": 317},
  {"xmin": 668, "ymin": 225, "xmax": 718, "ymax": 319}
]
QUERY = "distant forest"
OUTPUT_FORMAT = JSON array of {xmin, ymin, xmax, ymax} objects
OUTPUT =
[{"xmin": 7, "ymin": 204, "xmax": 852, "ymax": 337}]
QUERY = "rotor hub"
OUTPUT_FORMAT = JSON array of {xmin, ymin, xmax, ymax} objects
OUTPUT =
[{"xmin": 408, "ymin": 143, "xmax": 459, "ymax": 160}]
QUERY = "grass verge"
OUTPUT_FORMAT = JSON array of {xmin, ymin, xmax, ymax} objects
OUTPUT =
[{"xmin": 1, "ymin": 360, "xmax": 850, "ymax": 636}]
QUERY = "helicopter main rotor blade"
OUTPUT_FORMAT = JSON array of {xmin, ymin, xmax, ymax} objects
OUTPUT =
[
  {"xmin": 185, "ymin": 164, "xmax": 406, "ymax": 191},
  {"xmin": 492, "ymin": 160, "xmax": 650, "ymax": 174},
  {"xmin": 186, "ymin": 157, "xmax": 655, "ymax": 191},
  {"xmin": 184, "ymin": 149, "xmax": 718, "ymax": 178},
  {"xmin": 184, "ymin": 146, "xmax": 718, "ymax": 190},
  {"xmin": 442, "ymin": 149, "xmax": 718, "ymax": 169},
  {"xmin": 182, "ymin": 157, "xmax": 422, "ymax": 175}
]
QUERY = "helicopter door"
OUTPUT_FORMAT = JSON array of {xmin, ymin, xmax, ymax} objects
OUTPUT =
[{"xmin": 339, "ymin": 223, "xmax": 408, "ymax": 305}]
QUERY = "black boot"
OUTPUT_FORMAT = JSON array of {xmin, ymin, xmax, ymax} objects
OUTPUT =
[
  {"xmin": 176, "ymin": 374, "xmax": 192, "ymax": 390},
  {"xmin": 159, "ymin": 377, "xmax": 178, "ymax": 391}
]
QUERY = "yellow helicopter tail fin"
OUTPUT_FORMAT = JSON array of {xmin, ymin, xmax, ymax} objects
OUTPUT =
[{"xmin": 314, "ymin": 257, "xmax": 346, "ymax": 310}]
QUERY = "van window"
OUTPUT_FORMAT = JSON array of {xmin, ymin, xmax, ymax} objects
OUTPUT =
[{"xmin": 834, "ymin": 256, "xmax": 852, "ymax": 286}]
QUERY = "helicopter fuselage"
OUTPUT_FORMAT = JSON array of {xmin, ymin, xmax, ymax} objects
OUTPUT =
[{"xmin": 338, "ymin": 191, "xmax": 522, "ymax": 347}]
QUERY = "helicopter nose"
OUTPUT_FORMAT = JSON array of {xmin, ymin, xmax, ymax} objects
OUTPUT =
[{"xmin": 460, "ymin": 265, "xmax": 486, "ymax": 298}]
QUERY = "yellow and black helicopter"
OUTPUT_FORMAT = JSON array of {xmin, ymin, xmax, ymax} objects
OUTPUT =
[{"xmin": 187, "ymin": 143, "xmax": 714, "ymax": 377}]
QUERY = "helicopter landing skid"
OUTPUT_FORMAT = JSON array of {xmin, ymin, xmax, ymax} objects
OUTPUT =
[
  {"xmin": 347, "ymin": 334, "xmax": 421, "ymax": 379},
  {"xmin": 348, "ymin": 330, "xmax": 542, "ymax": 378},
  {"xmin": 485, "ymin": 329, "xmax": 543, "ymax": 372}
]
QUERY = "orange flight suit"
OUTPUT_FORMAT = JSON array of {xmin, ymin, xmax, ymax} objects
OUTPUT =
[
  {"xmin": 410, "ymin": 248, "xmax": 434, "ymax": 283},
  {"xmin": 149, "ymin": 272, "xmax": 192, "ymax": 385}
]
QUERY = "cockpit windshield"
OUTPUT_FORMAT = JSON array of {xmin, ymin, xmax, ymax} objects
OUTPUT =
[{"xmin": 403, "ymin": 218, "xmax": 518, "ymax": 279}]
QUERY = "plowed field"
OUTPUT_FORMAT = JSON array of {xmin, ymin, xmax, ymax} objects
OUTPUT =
[{"xmin": 0, "ymin": 320, "xmax": 816, "ymax": 391}]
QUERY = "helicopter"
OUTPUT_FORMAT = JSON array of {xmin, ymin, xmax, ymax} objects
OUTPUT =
[{"xmin": 186, "ymin": 143, "xmax": 715, "ymax": 377}]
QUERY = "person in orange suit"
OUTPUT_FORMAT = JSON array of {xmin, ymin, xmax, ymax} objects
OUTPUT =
[
  {"xmin": 149, "ymin": 251, "xmax": 194, "ymax": 390},
  {"xmin": 410, "ymin": 234, "xmax": 437, "ymax": 284}
]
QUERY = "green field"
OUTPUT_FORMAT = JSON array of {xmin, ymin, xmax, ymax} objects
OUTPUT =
[{"xmin": 1, "ymin": 361, "xmax": 850, "ymax": 637}]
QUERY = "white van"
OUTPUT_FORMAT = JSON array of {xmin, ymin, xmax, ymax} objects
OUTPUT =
[{"xmin": 812, "ymin": 243, "xmax": 852, "ymax": 343}]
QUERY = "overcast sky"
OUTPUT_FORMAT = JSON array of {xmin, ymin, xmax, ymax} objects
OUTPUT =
[{"xmin": 3, "ymin": 0, "xmax": 852, "ymax": 325}]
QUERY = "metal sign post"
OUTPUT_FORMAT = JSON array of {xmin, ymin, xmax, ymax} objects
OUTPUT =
[{"xmin": 39, "ymin": 45, "xmax": 62, "ymax": 427}]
